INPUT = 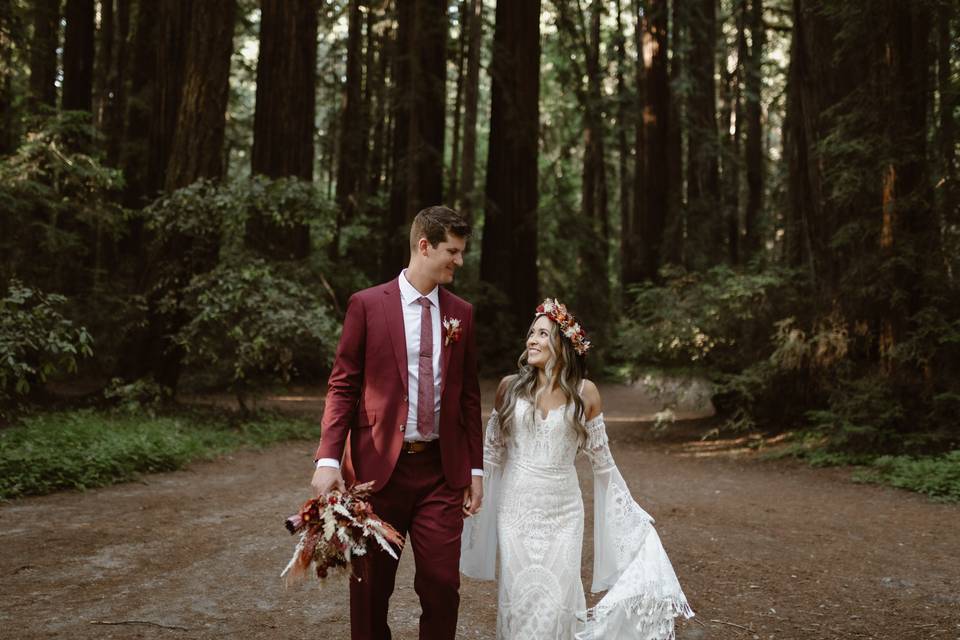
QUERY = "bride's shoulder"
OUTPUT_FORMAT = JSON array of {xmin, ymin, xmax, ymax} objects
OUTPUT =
[{"xmin": 580, "ymin": 379, "xmax": 602, "ymax": 421}]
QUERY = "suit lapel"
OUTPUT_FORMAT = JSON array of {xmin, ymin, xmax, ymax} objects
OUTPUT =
[
  {"xmin": 382, "ymin": 281, "xmax": 409, "ymax": 393},
  {"xmin": 439, "ymin": 288, "xmax": 453, "ymax": 395}
]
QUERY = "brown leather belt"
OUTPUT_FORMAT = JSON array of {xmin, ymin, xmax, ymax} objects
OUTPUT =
[{"xmin": 402, "ymin": 440, "xmax": 438, "ymax": 454}]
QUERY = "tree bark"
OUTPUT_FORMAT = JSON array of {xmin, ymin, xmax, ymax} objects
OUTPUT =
[
  {"xmin": 28, "ymin": 0, "xmax": 59, "ymax": 110},
  {"xmin": 449, "ymin": 0, "xmax": 468, "ymax": 207},
  {"xmin": 92, "ymin": 0, "xmax": 112, "ymax": 127},
  {"xmin": 480, "ymin": 0, "xmax": 541, "ymax": 329},
  {"xmin": 938, "ymin": 2, "xmax": 957, "ymax": 256},
  {"xmin": 0, "ymin": 0, "xmax": 22, "ymax": 152},
  {"xmin": 686, "ymin": 0, "xmax": 721, "ymax": 269},
  {"xmin": 623, "ymin": 0, "xmax": 646, "ymax": 285},
  {"xmin": 615, "ymin": 0, "xmax": 630, "ymax": 293},
  {"xmin": 62, "ymin": 0, "xmax": 96, "ymax": 111},
  {"xmin": 164, "ymin": 0, "xmax": 236, "ymax": 191},
  {"xmin": 248, "ymin": 0, "xmax": 317, "ymax": 259},
  {"xmin": 99, "ymin": 0, "xmax": 130, "ymax": 165},
  {"xmin": 662, "ymin": 0, "xmax": 685, "ymax": 267},
  {"xmin": 632, "ymin": 0, "xmax": 669, "ymax": 283},
  {"xmin": 333, "ymin": 0, "xmax": 363, "ymax": 258},
  {"xmin": 384, "ymin": 0, "xmax": 447, "ymax": 279},
  {"xmin": 367, "ymin": 13, "xmax": 391, "ymax": 196},
  {"xmin": 743, "ymin": 0, "xmax": 765, "ymax": 261},
  {"xmin": 459, "ymin": 0, "xmax": 483, "ymax": 222}
]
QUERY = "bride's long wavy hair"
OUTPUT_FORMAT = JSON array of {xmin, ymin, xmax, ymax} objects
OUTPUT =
[{"xmin": 497, "ymin": 314, "xmax": 588, "ymax": 444}]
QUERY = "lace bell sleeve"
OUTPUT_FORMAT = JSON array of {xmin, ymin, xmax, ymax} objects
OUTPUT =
[
  {"xmin": 577, "ymin": 414, "xmax": 694, "ymax": 640},
  {"xmin": 460, "ymin": 409, "xmax": 506, "ymax": 580}
]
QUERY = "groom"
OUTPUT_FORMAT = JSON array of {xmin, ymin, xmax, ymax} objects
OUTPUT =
[{"xmin": 311, "ymin": 205, "xmax": 483, "ymax": 640}]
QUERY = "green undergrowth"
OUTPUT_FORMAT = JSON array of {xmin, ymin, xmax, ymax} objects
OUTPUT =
[
  {"xmin": 766, "ymin": 441, "xmax": 960, "ymax": 502},
  {"xmin": 0, "ymin": 408, "xmax": 316, "ymax": 499}
]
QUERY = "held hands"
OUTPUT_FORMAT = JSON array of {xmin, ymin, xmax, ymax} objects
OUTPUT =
[
  {"xmin": 462, "ymin": 475, "xmax": 483, "ymax": 517},
  {"xmin": 311, "ymin": 465, "xmax": 346, "ymax": 497}
]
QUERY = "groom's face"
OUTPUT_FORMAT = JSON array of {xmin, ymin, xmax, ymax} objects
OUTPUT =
[{"xmin": 420, "ymin": 232, "xmax": 466, "ymax": 285}]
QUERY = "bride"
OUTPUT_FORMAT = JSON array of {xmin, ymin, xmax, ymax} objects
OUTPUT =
[{"xmin": 460, "ymin": 299, "xmax": 693, "ymax": 639}]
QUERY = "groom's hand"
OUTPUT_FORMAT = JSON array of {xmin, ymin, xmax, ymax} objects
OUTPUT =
[
  {"xmin": 463, "ymin": 475, "xmax": 483, "ymax": 516},
  {"xmin": 311, "ymin": 466, "xmax": 346, "ymax": 496}
]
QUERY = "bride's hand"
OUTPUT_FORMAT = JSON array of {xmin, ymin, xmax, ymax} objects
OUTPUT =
[{"xmin": 463, "ymin": 475, "xmax": 483, "ymax": 516}]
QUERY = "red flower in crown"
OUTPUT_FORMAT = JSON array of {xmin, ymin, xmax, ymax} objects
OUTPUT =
[{"xmin": 536, "ymin": 298, "xmax": 592, "ymax": 355}]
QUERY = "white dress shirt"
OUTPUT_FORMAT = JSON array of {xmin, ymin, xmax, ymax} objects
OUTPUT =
[{"xmin": 317, "ymin": 271, "xmax": 482, "ymax": 477}]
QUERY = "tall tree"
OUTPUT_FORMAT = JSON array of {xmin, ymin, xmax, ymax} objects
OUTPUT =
[
  {"xmin": 742, "ymin": 0, "xmax": 765, "ymax": 261},
  {"xmin": 481, "ymin": 0, "xmax": 541, "ymax": 331},
  {"xmin": 614, "ymin": 0, "xmax": 630, "ymax": 287},
  {"xmin": 62, "ymin": 0, "xmax": 95, "ymax": 111},
  {"xmin": 103, "ymin": 0, "xmax": 130, "ymax": 165},
  {"xmin": 459, "ymin": 0, "xmax": 483, "ymax": 221},
  {"xmin": 384, "ymin": 0, "xmax": 447, "ymax": 278},
  {"xmin": 367, "ymin": 11, "xmax": 392, "ymax": 197},
  {"xmin": 92, "ymin": 0, "xmax": 113, "ymax": 127},
  {"xmin": 164, "ymin": 0, "xmax": 235, "ymax": 190},
  {"xmin": 248, "ymin": 0, "xmax": 318, "ymax": 259},
  {"xmin": 555, "ymin": 0, "xmax": 611, "ymax": 337},
  {"xmin": 937, "ymin": 2, "xmax": 957, "ymax": 257},
  {"xmin": 0, "ymin": 0, "xmax": 24, "ymax": 153},
  {"xmin": 28, "ymin": 0, "xmax": 58, "ymax": 110},
  {"xmin": 146, "ymin": 0, "xmax": 235, "ymax": 390},
  {"xmin": 333, "ymin": 0, "xmax": 363, "ymax": 258},
  {"xmin": 663, "ymin": 0, "xmax": 685, "ymax": 266},
  {"xmin": 448, "ymin": 0, "xmax": 468, "ymax": 206},
  {"xmin": 720, "ymin": 0, "xmax": 746, "ymax": 266},
  {"xmin": 686, "ymin": 0, "xmax": 721, "ymax": 269},
  {"xmin": 625, "ymin": 0, "xmax": 669, "ymax": 284}
]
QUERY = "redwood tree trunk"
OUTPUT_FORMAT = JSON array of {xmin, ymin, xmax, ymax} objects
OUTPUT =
[
  {"xmin": 62, "ymin": 0, "xmax": 95, "ymax": 111},
  {"xmin": 384, "ymin": 0, "xmax": 447, "ymax": 278},
  {"xmin": 164, "ymin": 0, "xmax": 236, "ymax": 191},
  {"xmin": 103, "ymin": 0, "xmax": 130, "ymax": 166},
  {"xmin": 634, "ymin": 0, "xmax": 669, "ymax": 283},
  {"xmin": 28, "ymin": 0, "xmax": 59, "ymax": 110},
  {"xmin": 248, "ymin": 0, "xmax": 317, "ymax": 259},
  {"xmin": 480, "ymin": 0, "xmax": 541, "ymax": 330},
  {"xmin": 686, "ymin": 0, "xmax": 721, "ymax": 269},
  {"xmin": 743, "ymin": 0, "xmax": 765, "ymax": 261},
  {"xmin": 333, "ymin": 0, "xmax": 363, "ymax": 256},
  {"xmin": 459, "ymin": 0, "xmax": 483, "ymax": 221}
]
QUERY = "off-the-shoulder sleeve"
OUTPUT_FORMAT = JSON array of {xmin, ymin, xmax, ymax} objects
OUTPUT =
[
  {"xmin": 577, "ymin": 414, "xmax": 694, "ymax": 640},
  {"xmin": 460, "ymin": 409, "xmax": 506, "ymax": 580}
]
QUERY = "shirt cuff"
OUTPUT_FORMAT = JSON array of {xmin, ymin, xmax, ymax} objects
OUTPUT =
[
  {"xmin": 471, "ymin": 468, "xmax": 483, "ymax": 477},
  {"xmin": 316, "ymin": 458, "xmax": 340, "ymax": 470}
]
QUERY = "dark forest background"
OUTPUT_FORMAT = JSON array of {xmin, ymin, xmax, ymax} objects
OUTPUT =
[{"xmin": 1, "ymin": 0, "xmax": 958, "ymax": 460}]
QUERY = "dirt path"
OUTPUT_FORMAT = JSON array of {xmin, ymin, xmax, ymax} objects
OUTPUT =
[{"xmin": 2, "ymin": 383, "xmax": 958, "ymax": 640}]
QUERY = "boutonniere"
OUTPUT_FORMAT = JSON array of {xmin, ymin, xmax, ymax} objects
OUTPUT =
[{"xmin": 442, "ymin": 316, "xmax": 462, "ymax": 347}]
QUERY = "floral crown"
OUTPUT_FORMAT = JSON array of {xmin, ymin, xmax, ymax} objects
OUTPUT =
[{"xmin": 535, "ymin": 298, "xmax": 592, "ymax": 356}]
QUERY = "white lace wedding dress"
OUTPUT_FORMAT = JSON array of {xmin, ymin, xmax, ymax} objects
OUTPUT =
[{"xmin": 460, "ymin": 397, "xmax": 693, "ymax": 639}]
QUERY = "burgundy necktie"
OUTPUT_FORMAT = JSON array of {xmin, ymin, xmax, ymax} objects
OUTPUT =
[{"xmin": 416, "ymin": 297, "xmax": 435, "ymax": 438}]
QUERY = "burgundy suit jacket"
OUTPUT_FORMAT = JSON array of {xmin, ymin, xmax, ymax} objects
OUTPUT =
[{"xmin": 314, "ymin": 279, "xmax": 483, "ymax": 492}]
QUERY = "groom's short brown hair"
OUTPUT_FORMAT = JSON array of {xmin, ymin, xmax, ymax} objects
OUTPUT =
[{"xmin": 410, "ymin": 206, "xmax": 472, "ymax": 251}]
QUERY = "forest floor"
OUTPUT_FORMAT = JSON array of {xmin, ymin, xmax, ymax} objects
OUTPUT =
[{"xmin": 1, "ymin": 381, "xmax": 958, "ymax": 640}]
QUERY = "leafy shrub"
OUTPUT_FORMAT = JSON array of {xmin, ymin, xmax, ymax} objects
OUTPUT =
[
  {"xmin": 0, "ymin": 409, "xmax": 317, "ymax": 499},
  {"xmin": 103, "ymin": 376, "xmax": 171, "ymax": 415},
  {"xmin": 0, "ymin": 112, "xmax": 125, "ymax": 290},
  {"xmin": 138, "ymin": 176, "xmax": 346, "ymax": 395},
  {"xmin": 616, "ymin": 265, "xmax": 805, "ymax": 377},
  {"xmin": 169, "ymin": 259, "xmax": 338, "ymax": 408},
  {"xmin": 0, "ymin": 280, "xmax": 93, "ymax": 406},
  {"xmin": 853, "ymin": 451, "xmax": 960, "ymax": 502}
]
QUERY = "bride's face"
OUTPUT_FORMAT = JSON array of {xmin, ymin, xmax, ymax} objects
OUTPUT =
[{"xmin": 525, "ymin": 316, "xmax": 556, "ymax": 369}]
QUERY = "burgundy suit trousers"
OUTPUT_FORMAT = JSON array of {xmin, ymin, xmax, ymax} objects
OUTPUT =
[{"xmin": 349, "ymin": 445, "xmax": 463, "ymax": 640}]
